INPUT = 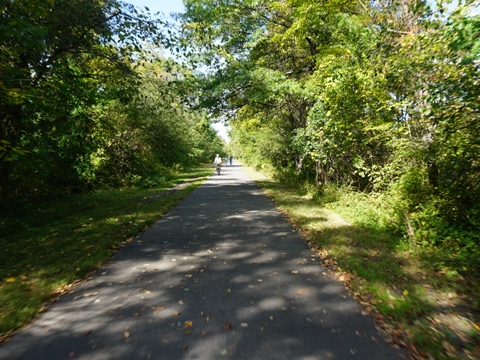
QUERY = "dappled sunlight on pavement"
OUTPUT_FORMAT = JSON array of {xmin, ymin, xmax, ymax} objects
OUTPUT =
[{"xmin": 0, "ymin": 164, "xmax": 405, "ymax": 360}]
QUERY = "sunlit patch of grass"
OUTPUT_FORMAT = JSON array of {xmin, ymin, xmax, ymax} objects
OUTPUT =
[{"xmin": 0, "ymin": 166, "xmax": 211, "ymax": 342}]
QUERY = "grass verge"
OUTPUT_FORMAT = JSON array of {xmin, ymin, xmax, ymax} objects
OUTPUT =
[
  {"xmin": 0, "ymin": 166, "xmax": 212, "ymax": 343},
  {"xmin": 244, "ymin": 166, "xmax": 480, "ymax": 360}
]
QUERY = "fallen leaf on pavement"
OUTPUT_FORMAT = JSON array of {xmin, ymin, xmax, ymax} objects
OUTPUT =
[
  {"xmin": 152, "ymin": 306, "xmax": 166, "ymax": 313},
  {"xmin": 296, "ymin": 289, "xmax": 312, "ymax": 295}
]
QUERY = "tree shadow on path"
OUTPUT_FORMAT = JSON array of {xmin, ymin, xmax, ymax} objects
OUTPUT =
[{"xmin": 0, "ymin": 166, "xmax": 405, "ymax": 360}]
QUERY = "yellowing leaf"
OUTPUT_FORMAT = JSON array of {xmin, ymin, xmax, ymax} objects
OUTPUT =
[
  {"xmin": 151, "ymin": 306, "xmax": 166, "ymax": 313},
  {"xmin": 184, "ymin": 321, "xmax": 193, "ymax": 328},
  {"xmin": 4, "ymin": 277, "xmax": 15, "ymax": 283},
  {"xmin": 402, "ymin": 290, "xmax": 409, "ymax": 296}
]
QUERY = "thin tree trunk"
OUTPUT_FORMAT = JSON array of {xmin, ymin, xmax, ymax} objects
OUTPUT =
[{"xmin": 315, "ymin": 160, "xmax": 327, "ymax": 186}]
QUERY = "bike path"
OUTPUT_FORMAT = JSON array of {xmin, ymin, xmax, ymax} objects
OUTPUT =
[{"xmin": 0, "ymin": 164, "xmax": 404, "ymax": 360}]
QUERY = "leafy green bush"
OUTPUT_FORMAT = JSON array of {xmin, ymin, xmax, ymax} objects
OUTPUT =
[
  {"xmin": 130, "ymin": 174, "xmax": 168, "ymax": 189},
  {"xmin": 273, "ymin": 167, "xmax": 301, "ymax": 187},
  {"xmin": 314, "ymin": 184, "xmax": 398, "ymax": 232},
  {"xmin": 411, "ymin": 200, "xmax": 480, "ymax": 276}
]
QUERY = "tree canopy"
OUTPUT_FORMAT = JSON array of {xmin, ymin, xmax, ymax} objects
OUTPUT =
[{"xmin": 179, "ymin": 0, "xmax": 480, "ymax": 273}]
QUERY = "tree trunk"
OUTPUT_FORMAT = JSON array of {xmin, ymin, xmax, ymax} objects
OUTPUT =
[
  {"xmin": 315, "ymin": 160, "xmax": 327, "ymax": 186},
  {"xmin": 295, "ymin": 156, "xmax": 303, "ymax": 174},
  {"xmin": 0, "ymin": 160, "xmax": 11, "ymax": 201}
]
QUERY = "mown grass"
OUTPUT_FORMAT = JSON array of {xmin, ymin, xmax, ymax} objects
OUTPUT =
[
  {"xmin": 244, "ymin": 167, "xmax": 480, "ymax": 360},
  {"xmin": 0, "ymin": 166, "xmax": 212, "ymax": 343}
]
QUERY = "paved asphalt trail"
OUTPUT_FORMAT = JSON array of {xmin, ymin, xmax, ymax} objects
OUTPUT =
[{"xmin": 0, "ymin": 164, "xmax": 404, "ymax": 360}]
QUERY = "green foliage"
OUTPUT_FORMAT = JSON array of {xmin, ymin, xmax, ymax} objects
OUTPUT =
[
  {"xmin": 0, "ymin": 1, "xmax": 222, "ymax": 200},
  {"xmin": 412, "ymin": 201, "xmax": 480, "ymax": 274},
  {"xmin": 421, "ymin": 11, "xmax": 480, "ymax": 224},
  {"xmin": 319, "ymin": 185, "xmax": 399, "ymax": 232}
]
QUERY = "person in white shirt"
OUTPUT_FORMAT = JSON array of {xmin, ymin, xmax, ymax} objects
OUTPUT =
[{"xmin": 214, "ymin": 154, "xmax": 222, "ymax": 175}]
